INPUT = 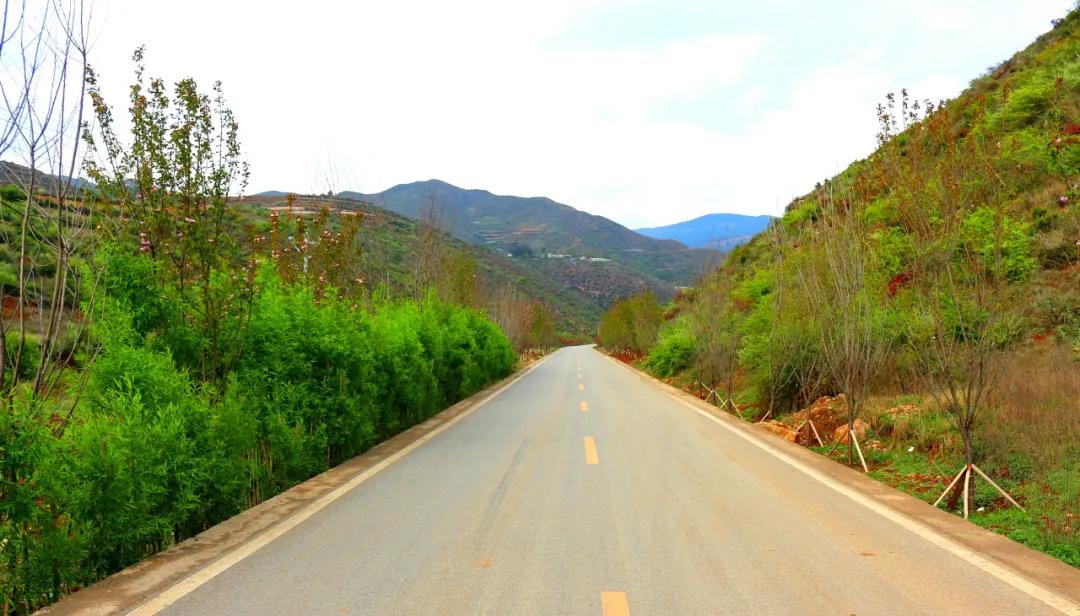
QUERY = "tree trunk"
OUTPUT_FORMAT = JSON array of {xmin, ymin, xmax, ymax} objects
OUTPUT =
[{"xmin": 945, "ymin": 433, "xmax": 976, "ymax": 511}]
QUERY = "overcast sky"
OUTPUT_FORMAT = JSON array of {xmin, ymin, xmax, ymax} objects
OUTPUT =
[{"xmin": 86, "ymin": 0, "xmax": 1074, "ymax": 228}]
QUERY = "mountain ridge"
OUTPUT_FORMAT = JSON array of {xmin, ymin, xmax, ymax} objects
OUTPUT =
[
  {"xmin": 636, "ymin": 213, "xmax": 774, "ymax": 250},
  {"xmin": 342, "ymin": 179, "xmax": 719, "ymax": 292}
]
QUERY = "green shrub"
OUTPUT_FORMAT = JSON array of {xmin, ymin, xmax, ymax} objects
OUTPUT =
[
  {"xmin": 961, "ymin": 208, "xmax": 1038, "ymax": 282},
  {"xmin": 644, "ymin": 325, "xmax": 694, "ymax": 377},
  {"xmin": 0, "ymin": 399, "xmax": 83, "ymax": 614},
  {"xmin": 1062, "ymin": 54, "xmax": 1080, "ymax": 90},
  {"xmin": 1001, "ymin": 75, "xmax": 1055, "ymax": 127},
  {"xmin": 3, "ymin": 333, "xmax": 40, "ymax": 384},
  {"xmin": 0, "ymin": 184, "xmax": 26, "ymax": 202},
  {"xmin": 872, "ymin": 226, "xmax": 915, "ymax": 278},
  {"xmin": 782, "ymin": 198, "xmax": 820, "ymax": 228}
]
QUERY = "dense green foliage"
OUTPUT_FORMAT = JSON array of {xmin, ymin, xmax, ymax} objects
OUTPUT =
[
  {"xmin": 0, "ymin": 253, "xmax": 515, "ymax": 612},
  {"xmin": 1, "ymin": 57, "xmax": 517, "ymax": 614},
  {"xmin": 642, "ymin": 321, "xmax": 694, "ymax": 377}
]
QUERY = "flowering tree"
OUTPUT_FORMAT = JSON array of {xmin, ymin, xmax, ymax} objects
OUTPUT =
[{"xmin": 84, "ymin": 48, "xmax": 251, "ymax": 384}]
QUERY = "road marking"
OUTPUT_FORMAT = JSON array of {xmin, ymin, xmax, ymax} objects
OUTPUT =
[
  {"xmin": 578, "ymin": 373, "xmax": 583, "ymax": 379},
  {"xmin": 601, "ymin": 591, "xmax": 630, "ymax": 616},
  {"xmin": 584, "ymin": 436, "xmax": 599, "ymax": 464},
  {"xmin": 659, "ymin": 385, "xmax": 1080, "ymax": 615},
  {"xmin": 579, "ymin": 383, "xmax": 585, "ymax": 391},
  {"xmin": 580, "ymin": 400, "xmax": 589, "ymax": 412},
  {"xmin": 127, "ymin": 352, "xmax": 558, "ymax": 616}
]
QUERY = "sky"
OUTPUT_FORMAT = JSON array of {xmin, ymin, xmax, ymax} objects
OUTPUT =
[{"xmin": 84, "ymin": 0, "xmax": 1076, "ymax": 228}]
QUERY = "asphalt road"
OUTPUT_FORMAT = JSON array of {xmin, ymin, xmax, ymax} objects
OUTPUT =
[{"xmin": 155, "ymin": 346, "xmax": 1071, "ymax": 616}]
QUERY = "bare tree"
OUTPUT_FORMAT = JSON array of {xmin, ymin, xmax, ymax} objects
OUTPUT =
[
  {"xmin": 796, "ymin": 185, "xmax": 890, "ymax": 471},
  {"xmin": 755, "ymin": 223, "xmax": 801, "ymax": 422},
  {"xmin": 876, "ymin": 91, "xmax": 1024, "ymax": 516},
  {"xmin": 0, "ymin": 0, "xmax": 96, "ymax": 412},
  {"xmin": 913, "ymin": 246, "xmax": 1021, "ymax": 517},
  {"xmin": 689, "ymin": 280, "xmax": 741, "ymax": 413},
  {"xmin": 413, "ymin": 192, "xmax": 446, "ymax": 296}
]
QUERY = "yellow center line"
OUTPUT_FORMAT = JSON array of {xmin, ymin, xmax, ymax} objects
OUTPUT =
[
  {"xmin": 579, "ymin": 383, "xmax": 585, "ymax": 391},
  {"xmin": 584, "ymin": 436, "xmax": 599, "ymax": 465},
  {"xmin": 601, "ymin": 591, "xmax": 630, "ymax": 616},
  {"xmin": 580, "ymin": 400, "xmax": 589, "ymax": 412}
]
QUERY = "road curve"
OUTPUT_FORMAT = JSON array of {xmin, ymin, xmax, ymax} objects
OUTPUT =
[{"xmin": 148, "ymin": 346, "xmax": 1075, "ymax": 616}]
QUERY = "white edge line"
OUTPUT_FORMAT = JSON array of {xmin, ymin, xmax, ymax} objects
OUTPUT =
[
  {"xmin": 662, "ymin": 388, "xmax": 1080, "ymax": 615},
  {"xmin": 128, "ymin": 351, "xmax": 557, "ymax": 615}
]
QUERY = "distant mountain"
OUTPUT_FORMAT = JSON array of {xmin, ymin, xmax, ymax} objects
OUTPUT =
[
  {"xmin": 344, "ymin": 180, "xmax": 720, "ymax": 290},
  {"xmin": 636, "ymin": 213, "xmax": 774, "ymax": 250},
  {"xmin": 253, "ymin": 190, "xmax": 288, "ymax": 197}
]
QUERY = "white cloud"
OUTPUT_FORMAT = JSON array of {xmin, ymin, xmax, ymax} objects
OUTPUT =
[{"xmin": 82, "ymin": 0, "xmax": 1074, "ymax": 228}]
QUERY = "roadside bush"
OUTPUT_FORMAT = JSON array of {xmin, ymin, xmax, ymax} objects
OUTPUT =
[
  {"xmin": 643, "ymin": 325, "xmax": 694, "ymax": 377},
  {"xmin": 0, "ymin": 398, "xmax": 83, "ymax": 614},
  {"xmin": 2, "ymin": 264, "xmax": 516, "ymax": 613}
]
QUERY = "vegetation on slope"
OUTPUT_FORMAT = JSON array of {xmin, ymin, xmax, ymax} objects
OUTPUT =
[
  {"xmin": 601, "ymin": 5, "xmax": 1080, "ymax": 566},
  {"xmin": 237, "ymin": 193, "xmax": 600, "ymax": 338}
]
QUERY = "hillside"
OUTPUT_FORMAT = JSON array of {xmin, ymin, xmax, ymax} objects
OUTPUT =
[
  {"xmin": 636, "ymin": 213, "xmax": 774, "ymax": 250},
  {"xmin": 345, "ymin": 180, "xmax": 720, "ymax": 287},
  {"xmin": 607, "ymin": 6, "xmax": 1080, "ymax": 565},
  {"xmin": 237, "ymin": 194, "xmax": 605, "ymax": 335}
]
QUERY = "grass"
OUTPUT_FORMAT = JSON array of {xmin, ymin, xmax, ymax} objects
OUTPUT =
[
  {"xmin": 811, "ymin": 437, "xmax": 1080, "ymax": 568},
  {"xmin": 811, "ymin": 350, "xmax": 1080, "ymax": 569}
]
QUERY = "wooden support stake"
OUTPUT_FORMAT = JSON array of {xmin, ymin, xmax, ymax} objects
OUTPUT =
[
  {"xmin": 962, "ymin": 465, "xmax": 971, "ymax": 519},
  {"xmin": 934, "ymin": 466, "xmax": 967, "ymax": 508},
  {"xmin": 851, "ymin": 431, "xmax": 869, "ymax": 473},
  {"xmin": 809, "ymin": 420, "xmax": 824, "ymax": 447},
  {"xmin": 757, "ymin": 409, "xmax": 772, "ymax": 423},
  {"xmin": 971, "ymin": 464, "xmax": 1026, "ymax": 512},
  {"xmin": 725, "ymin": 399, "xmax": 744, "ymax": 419},
  {"xmin": 794, "ymin": 419, "xmax": 808, "ymax": 433}
]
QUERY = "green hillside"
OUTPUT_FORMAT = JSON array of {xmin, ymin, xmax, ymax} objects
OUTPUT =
[
  {"xmin": 238, "ymin": 194, "xmax": 604, "ymax": 336},
  {"xmin": 605, "ymin": 6, "xmax": 1080, "ymax": 565}
]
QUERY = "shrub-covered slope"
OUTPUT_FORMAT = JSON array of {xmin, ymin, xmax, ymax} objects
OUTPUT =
[{"xmin": 615, "ymin": 6, "xmax": 1080, "ymax": 565}]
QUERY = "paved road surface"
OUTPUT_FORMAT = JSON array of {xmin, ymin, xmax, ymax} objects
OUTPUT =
[{"xmin": 155, "ymin": 346, "xmax": 1070, "ymax": 615}]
